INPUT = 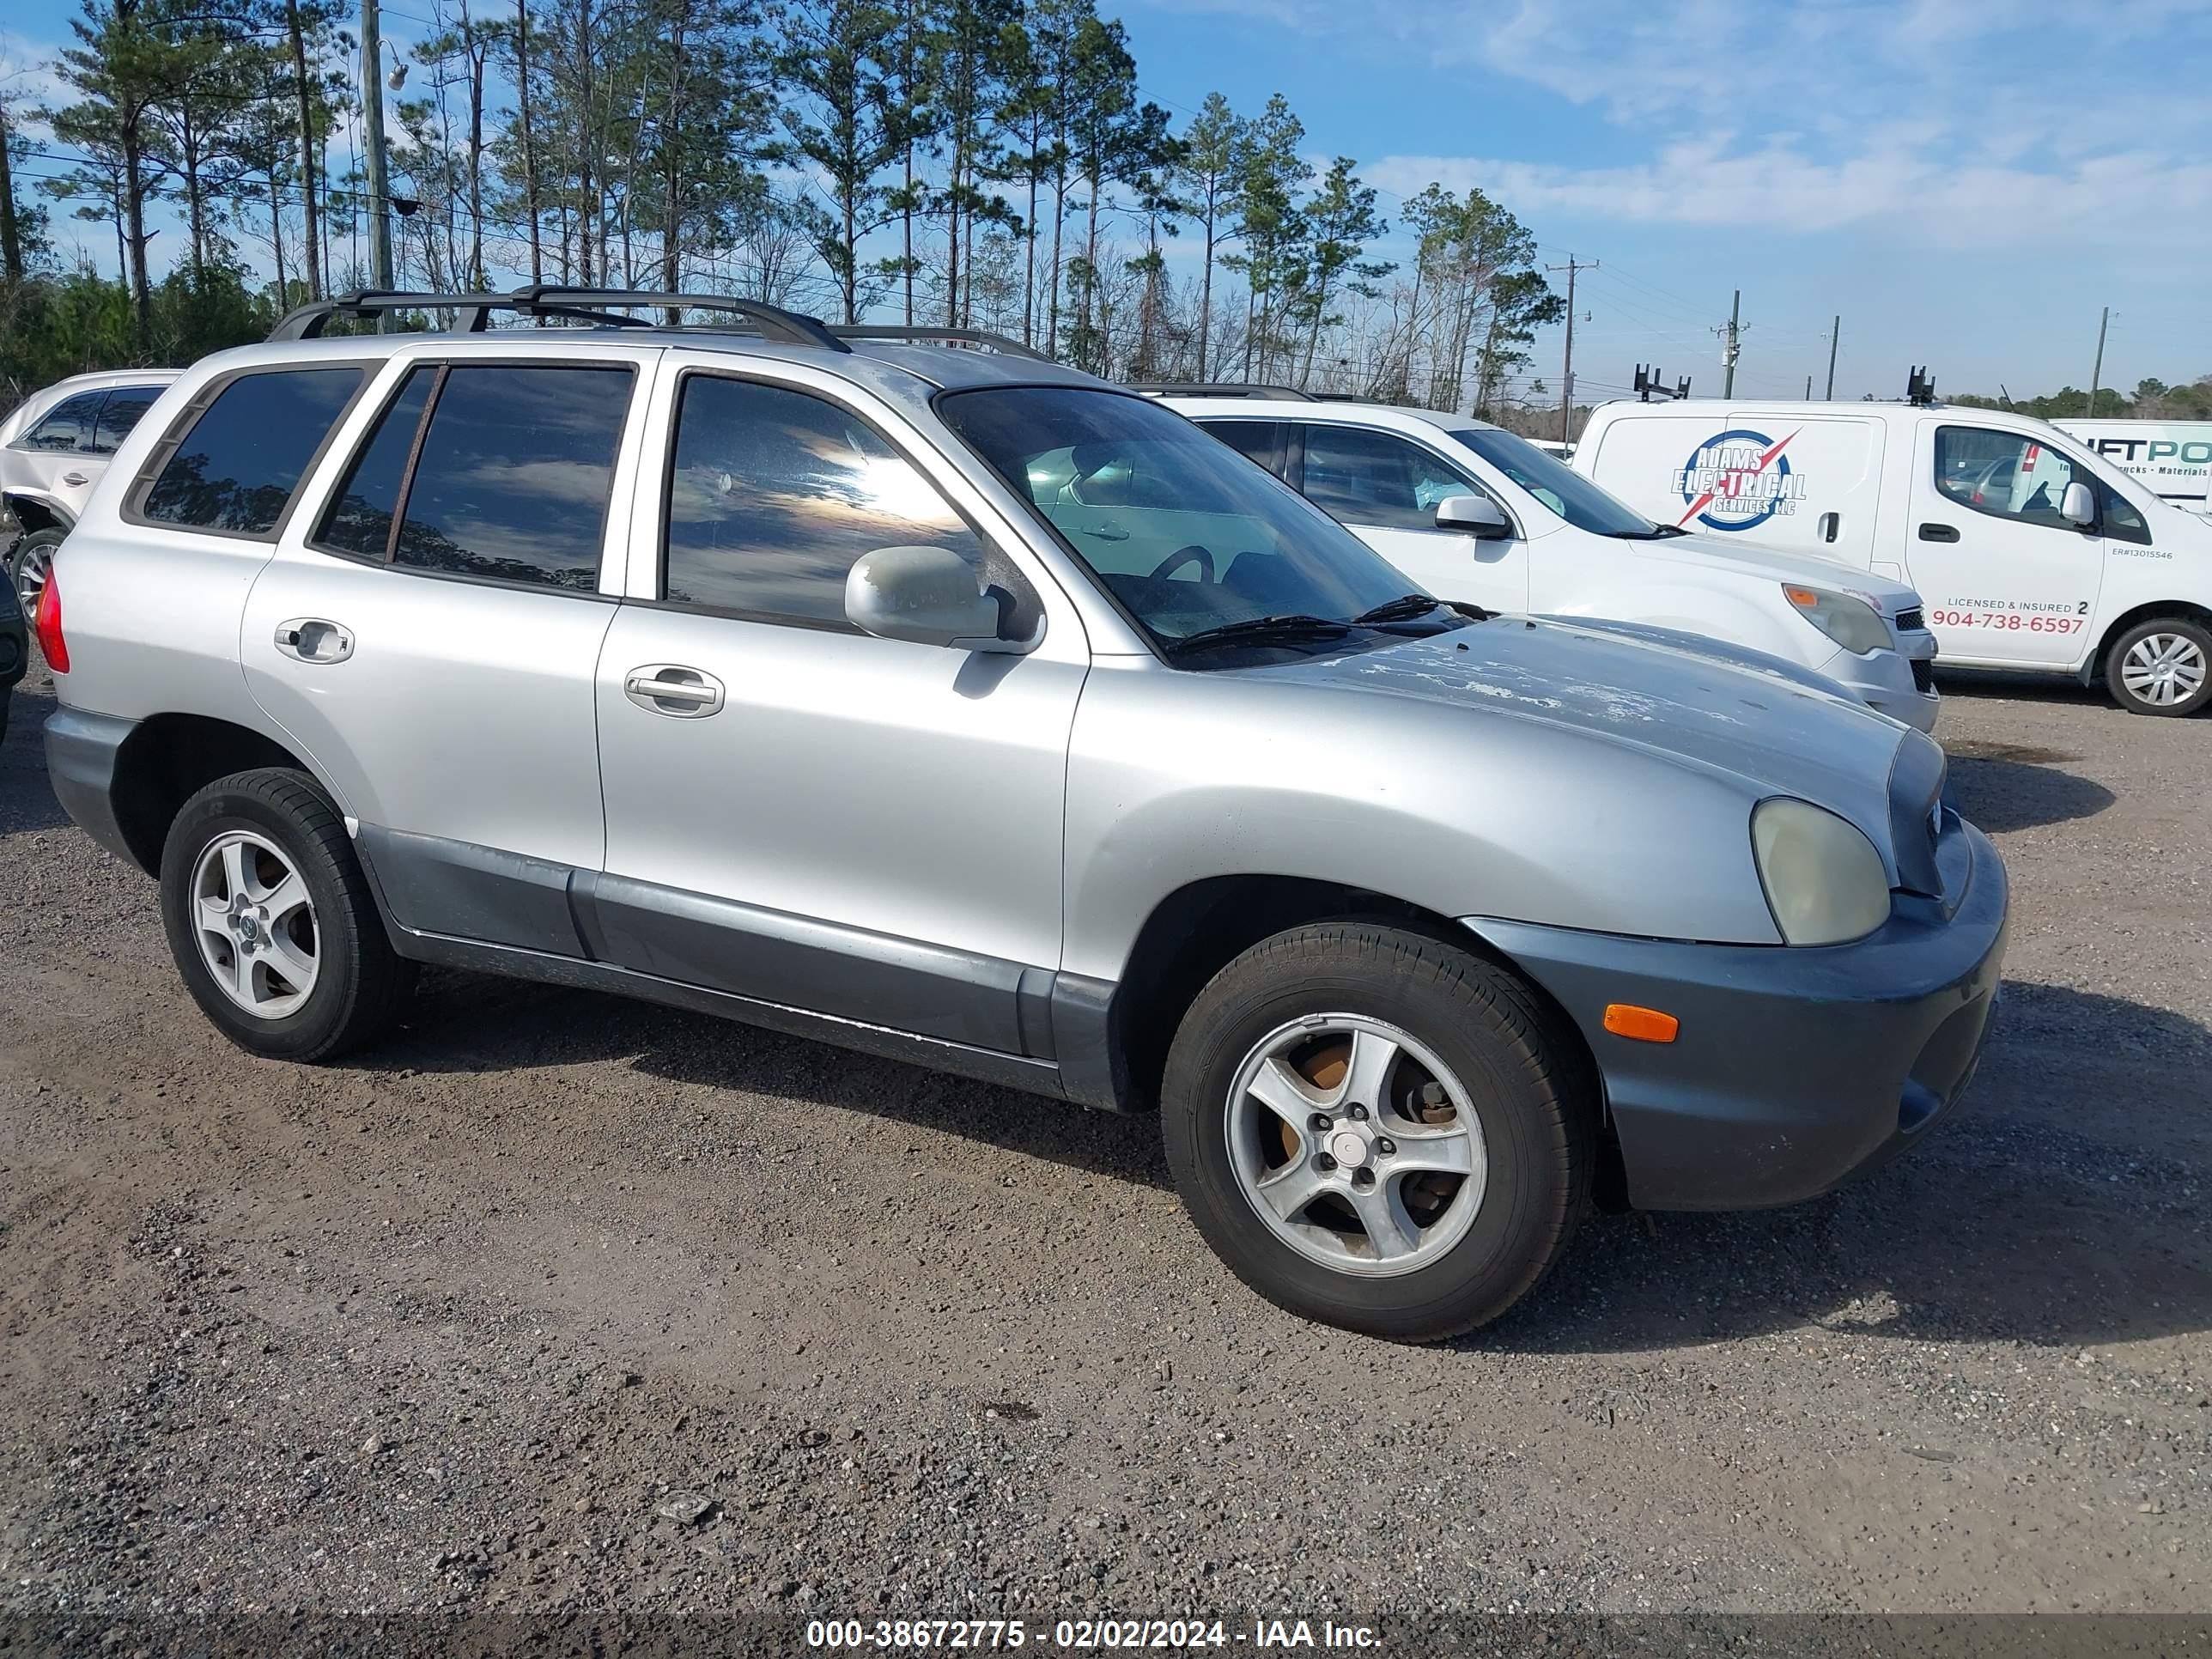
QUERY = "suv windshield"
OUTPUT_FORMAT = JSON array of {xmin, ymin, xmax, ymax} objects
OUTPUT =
[
  {"xmin": 1451, "ymin": 427, "xmax": 1664, "ymax": 538},
  {"xmin": 940, "ymin": 386, "xmax": 1444, "ymax": 653}
]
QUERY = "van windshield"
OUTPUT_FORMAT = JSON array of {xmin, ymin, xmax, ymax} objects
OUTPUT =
[
  {"xmin": 940, "ymin": 386, "xmax": 1461, "ymax": 656},
  {"xmin": 1450, "ymin": 427, "xmax": 1672, "ymax": 538}
]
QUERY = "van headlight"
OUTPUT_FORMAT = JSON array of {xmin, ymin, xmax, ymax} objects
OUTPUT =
[
  {"xmin": 1751, "ymin": 798, "xmax": 1892, "ymax": 945},
  {"xmin": 1783, "ymin": 584, "xmax": 1892, "ymax": 655}
]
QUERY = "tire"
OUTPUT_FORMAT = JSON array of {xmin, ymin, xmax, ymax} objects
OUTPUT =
[
  {"xmin": 9, "ymin": 526, "xmax": 64, "ymax": 621},
  {"xmin": 1160, "ymin": 922, "xmax": 1594, "ymax": 1342},
  {"xmin": 2104, "ymin": 616, "xmax": 2212, "ymax": 717},
  {"xmin": 159, "ymin": 768, "xmax": 414, "ymax": 1061}
]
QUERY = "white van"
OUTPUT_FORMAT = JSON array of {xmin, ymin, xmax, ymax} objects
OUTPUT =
[
  {"xmin": 1156, "ymin": 391, "xmax": 1941, "ymax": 731},
  {"xmin": 2055, "ymin": 420, "xmax": 2212, "ymax": 511},
  {"xmin": 1574, "ymin": 398, "xmax": 2212, "ymax": 716}
]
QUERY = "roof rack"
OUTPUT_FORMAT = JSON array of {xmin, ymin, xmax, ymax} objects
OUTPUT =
[
  {"xmin": 269, "ymin": 284, "xmax": 849, "ymax": 351},
  {"xmin": 830, "ymin": 325, "xmax": 1048, "ymax": 361},
  {"xmin": 1131, "ymin": 382, "xmax": 1315, "ymax": 401}
]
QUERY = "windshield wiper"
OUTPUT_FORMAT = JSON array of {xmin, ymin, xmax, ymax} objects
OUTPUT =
[
  {"xmin": 1607, "ymin": 525, "xmax": 1690, "ymax": 540},
  {"xmin": 1166, "ymin": 614, "xmax": 1355, "ymax": 656},
  {"xmin": 1352, "ymin": 593, "xmax": 1447, "ymax": 623}
]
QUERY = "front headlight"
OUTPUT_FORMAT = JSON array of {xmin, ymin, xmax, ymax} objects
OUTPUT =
[
  {"xmin": 1751, "ymin": 798, "xmax": 1892, "ymax": 945},
  {"xmin": 1783, "ymin": 583, "xmax": 1892, "ymax": 655}
]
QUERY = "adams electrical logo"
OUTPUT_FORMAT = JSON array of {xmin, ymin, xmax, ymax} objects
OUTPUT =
[{"xmin": 1672, "ymin": 428, "xmax": 1805, "ymax": 531}]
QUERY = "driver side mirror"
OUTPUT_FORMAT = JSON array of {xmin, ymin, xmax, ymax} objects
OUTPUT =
[
  {"xmin": 844, "ymin": 544, "xmax": 1036, "ymax": 654},
  {"xmin": 1434, "ymin": 494, "xmax": 1510, "ymax": 540},
  {"xmin": 2060, "ymin": 480, "xmax": 2097, "ymax": 530}
]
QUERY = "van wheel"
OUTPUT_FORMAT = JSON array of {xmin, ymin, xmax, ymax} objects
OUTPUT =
[
  {"xmin": 159, "ymin": 768, "xmax": 415, "ymax": 1061},
  {"xmin": 2106, "ymin": 617, "xmax": 2212, "ymax": 716},
  {"xmin": 1159, "ymin": 922, "xmax": 1594, "ymax": 1342}
]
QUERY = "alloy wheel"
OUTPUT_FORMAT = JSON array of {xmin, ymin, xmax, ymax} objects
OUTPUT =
[{"xmin": 190, "ymin": 830, "xmax": 319, "ymax": 1018}]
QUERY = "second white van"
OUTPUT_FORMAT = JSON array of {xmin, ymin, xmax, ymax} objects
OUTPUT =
[{"xmin": 1575, "ymin": 398, "xmax": 2212, "ymax": 716}]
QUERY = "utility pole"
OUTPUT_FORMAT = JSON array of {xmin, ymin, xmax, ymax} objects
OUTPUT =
[
  {"xmin": 0, "ymin": 98, "xmax": 21, "ymax": 284},
  {"xmin": 360, "ymin": 0, "xmax": 393, "ymax": 293},
  {"xmin": 1547, "ymin": 255, "xmax": 1592, "ymax": 444},
  {"xmin": 1825, "ymin": 315, "xmax": 1840, "ymax": 400},
  {"xmin": 1720, "ymin": 288, "xmax": 1741, "ymax": 397},
  {"xmin": 1804, "ymin": 374, "xmax": 1813, "ymax": 398},
  {"xmin": 2086, "ymin": 306, "xmax": 2110, "ymax": 419}
]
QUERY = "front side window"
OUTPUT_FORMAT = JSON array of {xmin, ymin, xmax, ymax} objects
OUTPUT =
[
  {"xmin": 141, "ymin": 368, "xmax": 364, "ymax": 535},
  {"xmin": 1935, "ymin": 426, "xmax": 2085, "ymax": 531},
  {"xmin": 663, "ymin": 374, "xmax": 986, "ymax": 628},
  {"xmin": 390, "ymin": 364, "xmax": 634, "ymax": 590},
  {"xmin": 1449, "ymin": 427, "xmax": 1662, "ymax": 538},
  {"xmin": 940, "ymin": 386, "xmax": 1435, "ymax": 654},
  {"xmin": 24, "ymin": 392, "xmax": 106, "ymax": 453},
  {"xmin": 90, "ymin": 386, "xmax": 167, "ymax": 455},
  {"xmin": 1297, "ymin": 424, "xmax": 1480, "ymax": 532}
]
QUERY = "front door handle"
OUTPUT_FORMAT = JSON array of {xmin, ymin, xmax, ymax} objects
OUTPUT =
[
  {"xmin": 1918, "ymin": 522, "xmax": 1960, "ymax": 543},
  {"xmin": 274, "ymin": 617, "xmax": 354, "ymax": 663},
  {"xmin": 624, "ymin": 664, "xmax": 725, "ymax": 717},
  {"xmin": 60, "ymin": 471, "xmax": 88, "ymax": 488}
]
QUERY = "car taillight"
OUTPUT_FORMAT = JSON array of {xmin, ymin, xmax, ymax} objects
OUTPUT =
[{"xmin": 33, "ymin": 571, "xmax": 69, "ymax": 674}]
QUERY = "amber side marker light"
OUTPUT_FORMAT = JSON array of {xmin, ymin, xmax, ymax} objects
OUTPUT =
[{"xmin": 1602, "ymin": 1003, "xmax": 1680, "ymax": 1043}]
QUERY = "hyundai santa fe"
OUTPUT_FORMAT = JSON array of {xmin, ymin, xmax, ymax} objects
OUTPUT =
[{"xmin": 39, "ymin": 287, "xmax": 2008, "ymax": 1340}]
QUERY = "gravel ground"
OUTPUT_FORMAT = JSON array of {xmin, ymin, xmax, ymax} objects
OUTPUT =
[{"xmin": 0, "ymin": 654, "xmax": 2207, "ymax": 1639}]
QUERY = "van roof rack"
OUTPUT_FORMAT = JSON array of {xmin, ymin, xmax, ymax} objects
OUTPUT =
[
  {"xmin": 1131, "ymin": 382, "xmax": 1315, "ymax": 401},
  {"xmin": 269, "ymin": 285, "xmax": 850, "ymax": 351},
  {"xmin": 830, "ymin": 325, "xmax": 1048, "ymax": 361}
]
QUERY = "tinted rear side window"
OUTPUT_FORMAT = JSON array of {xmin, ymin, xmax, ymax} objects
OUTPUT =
[
  {"xmin": 90, "ymin": 386, "xmax": 166, "ymax": 454},
  {"xmin": 313, "ymin": 368, "xmax": 437, "ymax": 561},
  {"xmin": 26, "ymin": 392, "xmax": 105, "ymax": 453},
  {"xmin": 141, "ymin": 368, "xmax": 364, "ymax": 534},
  {"xmin": 1198, "ymin": 419, "xmax": 1282, "ymax": 474},
  {"xmin": 391, "ymin": 364, "xmax": 633, "ymax": 591}
]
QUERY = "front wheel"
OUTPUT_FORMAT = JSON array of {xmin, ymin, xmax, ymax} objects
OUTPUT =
[
  {"xmin": 159, "ymin": 768, "xmax": 415, "ymax": 1061},
  {"xmin": 2105, "ymin": 617, "xmax": 2212, "ymax": 716},
  {"xmin": 1160, "ymin": 922, "xmax": 1595, "ymax": 1341}
]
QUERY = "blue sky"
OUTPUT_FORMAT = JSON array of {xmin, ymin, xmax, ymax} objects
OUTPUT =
[{"xmin": 7, "ymin": 0, "xmax": 2209, "ymax": 400}]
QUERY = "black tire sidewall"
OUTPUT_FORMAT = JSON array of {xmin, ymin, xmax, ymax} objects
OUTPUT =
[
  {"xmin": 159, "ymin": 776, "xmax": 375, "ymax": 1061},
  {"xmin": 2106, "ymin": 618, "xmax": 2212, "ymax": 717},
  {"xmin": 1162, "ymin": 928, "xmax": 1583, "ymax": 1340}
]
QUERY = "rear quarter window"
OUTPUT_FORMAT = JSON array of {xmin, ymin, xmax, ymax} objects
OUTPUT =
[{"xmin": 136, "ymin": 367, "xmax": 367, "ymax": 537}]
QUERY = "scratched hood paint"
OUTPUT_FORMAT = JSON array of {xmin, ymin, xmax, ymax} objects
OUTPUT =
[{"xmin": 1249, "ymin": 616, "xmax": 1917, "ymax": 854}]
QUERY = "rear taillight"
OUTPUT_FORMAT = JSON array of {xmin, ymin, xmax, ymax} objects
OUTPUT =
[{"xmin": 33, "ymin": 570, "xmax": 68, "ymax": 674}]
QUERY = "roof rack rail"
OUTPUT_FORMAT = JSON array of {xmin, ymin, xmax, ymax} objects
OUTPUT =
[
  {"xmin": 1130, "ymin": 382, "xmax": 1315, "ymax": 400},
  {"xmin": 270, "ymin": 289, "xmax": 509, "ymax": 339},
  {"xmin": 830, "ymin": 325, "xmax": 1048, "ymax": 361},
  {"xmin": 268, "ymin": 285, "xmax": 850, "ymax": 351}
]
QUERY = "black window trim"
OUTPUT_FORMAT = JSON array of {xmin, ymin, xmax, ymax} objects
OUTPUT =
[
  {"xmin": 649, "ymin": 363, "xmax": 1030, "ymax": 637},
  {"xmin": 122, "ymin": 362, "xmax": 380, "ymax": 544},
  {"xmin": 300, "ymin": 355, "xmax": 639, "ymax": 601},
  {"xmin": 1285, "ymin": 417, "xmax": 1521, "ymax": 539}
]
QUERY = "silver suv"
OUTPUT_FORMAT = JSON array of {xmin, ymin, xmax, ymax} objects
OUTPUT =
[{"xmin": 43, "ymin": 287, "xmax": 2008, "ymax": 1340}]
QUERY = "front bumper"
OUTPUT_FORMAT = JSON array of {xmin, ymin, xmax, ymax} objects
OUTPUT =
[
  {"xmin": 1467, "ymin": 812, "xmax": 2007, "ymax": 1211},
  {"xmin": 1823, "ymin": 629, "xmax": 1940, "ymax": 733}
]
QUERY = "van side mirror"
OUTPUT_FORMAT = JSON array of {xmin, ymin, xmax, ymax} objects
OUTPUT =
[
  {"xmin": 1435, "ymin": 494, "xmax": 1510, "ymax": 539},
  {"xmin": 844, "ymin": 544, "xmax": 1035, "ymax": 653},
  {"xmin": 2060, "ymin": 480, "xmax": 2097, "ymax": 530}
]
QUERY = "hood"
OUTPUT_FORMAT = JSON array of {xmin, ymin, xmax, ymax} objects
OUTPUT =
[
  {"xmin": 1631, "ymin": 531, "xmax": 1923, "ymax": 613},
  {"xmin": 1256, "ymin": 617, "xmax": 1927, "ymax": 872}
]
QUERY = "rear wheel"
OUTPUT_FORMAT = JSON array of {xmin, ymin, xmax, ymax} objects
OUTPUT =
[
  {"xmin": 1160, "ymin": 922, "xmax": 1594, "ymax": 1341},
  {"xmin": 2105, "ymin": 617, "xmax": 2212, "ymax": 716},
  {"xmin": 9, "ymin": 527, "xmax": 64, "ymax": 621},
  {"xmin": 160, "ymin": 768, "xmax": 414, "ymax": 1060}
]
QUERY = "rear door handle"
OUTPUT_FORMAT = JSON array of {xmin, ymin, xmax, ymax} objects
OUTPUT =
[
  {"xmin": 624, "ymin": 664, "xmax": 725, "ymax": 717},
  {"xmin": 1817, "ymin": 511, "xmax": 1839, "ymax": 544},
  {"xmin": 274, "ymin": 617, "xmax": 354, "ymax": 663},
  {"xmin": 1918, "ymin": 522, "xmax": 1960, "ymax": 543}
]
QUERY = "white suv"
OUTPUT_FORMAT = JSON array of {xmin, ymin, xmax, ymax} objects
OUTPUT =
[
  {"xmin": 1159, "ymin": 389, "xmax": 1941, "ymax": 732},
  {"xmin": 2, "ymin": 368, "xmax": 182, "ymax": 613}
]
